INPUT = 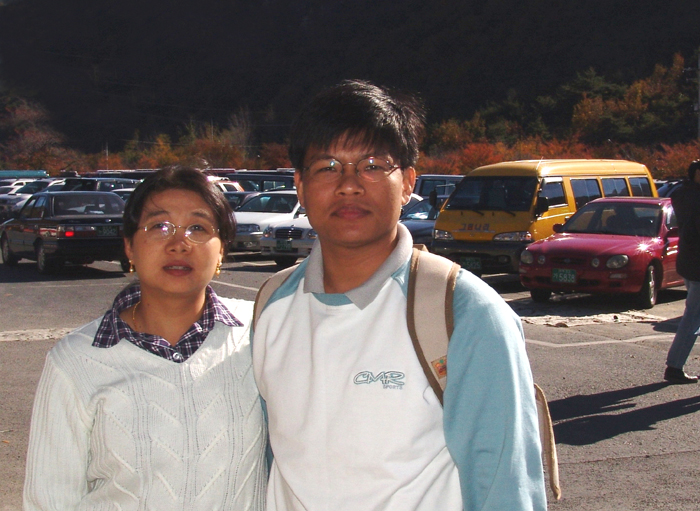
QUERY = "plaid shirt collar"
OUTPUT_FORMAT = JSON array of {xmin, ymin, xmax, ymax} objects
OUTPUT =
[{"xmin": 93, "ymin": 283, "xmax": 242, "ymax": 363}]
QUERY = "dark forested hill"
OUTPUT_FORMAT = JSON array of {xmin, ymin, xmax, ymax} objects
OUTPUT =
[{"xmin": 1, "ymin": 0, "xmax": 699, "ymax": 151}]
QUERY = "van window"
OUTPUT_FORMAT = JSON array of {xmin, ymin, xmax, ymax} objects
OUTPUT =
[
  {"xmin": 602, "ymin": 178, "xmax": 630, "ymax": 197},
  {"xmin": 540, "ymin": 181, "xmax": 566, "ymax": 208},
  {"xmin": 446, "ymin": 176, "xmax": 537, "ymax": 211},
  {"xmin": 628, "ymin": 177, "xmax": 653, "ymax": 196},
  {"xmin": 570, "ymin": 178, "xmax": 602, "ymax": 209}
]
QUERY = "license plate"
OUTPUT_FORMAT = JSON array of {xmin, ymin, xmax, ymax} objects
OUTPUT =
[
  {"xmin": 460, "ymin": 256, "xmax": 482, "ymax": 271},
  {"xmin": 276, "ymin": 239, "xmax": 293, "ymax": 252},
  {"xmin": 551, "ymin": 268, "xmax": 576, "ymax": 284},
  {"xmin": 97, "ymin": 225, "xmax": 118, "ymax": 237}
]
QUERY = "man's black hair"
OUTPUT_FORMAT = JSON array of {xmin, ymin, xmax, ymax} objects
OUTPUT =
[
  {"xmin": 687, "ymin": 159, "xmax": 700, "ymax": 181},
  {"xmin": 288, "ymin": 79, "xmax": 426, "ymax": 170}
]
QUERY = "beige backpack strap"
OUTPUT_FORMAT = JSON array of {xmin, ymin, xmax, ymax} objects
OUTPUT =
[
  {"xmin": 535, "ymin": 383, "xmax": 561, "ymax": 500},
  {"xmin": 253, "ymin": 264, "xmax": 299, "ymax": 330},
  {"xmin": 406, "ymin": 246, "xmax": 561, "ymax": 500},
  {"xmin": 406, "ymin": 246, "xmax": 460, "ymax": 405}
]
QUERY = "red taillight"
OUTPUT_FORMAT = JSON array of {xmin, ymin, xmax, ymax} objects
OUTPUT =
[{"xmin": 64, "ymin": 231, "xmax": 75, "ymax": 237}]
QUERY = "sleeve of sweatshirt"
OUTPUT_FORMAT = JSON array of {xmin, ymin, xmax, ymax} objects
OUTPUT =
[
  {"xmin": 23, "ymin": 349, "xmax": 92, "ymax": 511},
  {"xmin": 442, "ymin": 270, "xmax": 547, "ymax": 511}
]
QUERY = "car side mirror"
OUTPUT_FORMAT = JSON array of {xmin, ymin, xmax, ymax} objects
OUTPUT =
[
  {"xmin": 666, "ymin": 226, "xmax": 679, "ymax": 237},
  {"xmin": 552, "ymin": 223, "xmax": 564, "ymax": 234},
  {"xmin": 428, "ymin": 190, "xmax": 438, "ymax": 208},
  {"xmin": 535, "ymin": 196, "xmax": 549, "ymax": 216}
]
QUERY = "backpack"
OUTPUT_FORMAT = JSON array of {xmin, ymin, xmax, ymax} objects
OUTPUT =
[{"xmin": 253, "ymin": 246, "xmax": 561, "ymax": 500}]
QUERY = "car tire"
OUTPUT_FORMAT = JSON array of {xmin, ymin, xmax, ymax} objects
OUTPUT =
[
  {"xmin": 530, "ymin": 289, "xmax": 552, "ymax": 303},
  {"xmin": 274, "ymin": 256, "xmax": 298, "ymax": 269},
  {"xmin": 637, "ymin": 264, "xmax": 657, "ymax": 309},
  {"xmin": 35, "ymin": 242, "xmax": 59, "ymax": 274},
  {"xmin": 1, "ymin": 236, "xmax": 19, "ymax": 266},
  {"xmin": 120, "ymin": 259, "xmax": 131, "ymax": 273}
]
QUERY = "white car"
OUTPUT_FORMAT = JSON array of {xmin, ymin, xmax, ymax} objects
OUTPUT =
[
  {"xmin": 0, "ymin": 179, "xmax": 56, "ymax": 221},
  {"xmin": 260, "ymin": 211, "xmax": 317, "ymax": 268},
  {"xmin": 232, "ymin": 191, "xmax": 301, "ymax": 252}
]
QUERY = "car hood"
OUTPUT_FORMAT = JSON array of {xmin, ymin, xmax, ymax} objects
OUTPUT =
[
  {"xmin": 400, "ymin": 218, "xmax": 435, "ymax": 237},
  {"xmin": 528, "ymin": 233, "xmax": 657, "ymax": 256},
  {"xmin": 234, "ymin": 211, "xmax": 295, "ymax": 227},
  {"xmin": 269, "ymin": 216, "xmax": 312, "ymax": 230}
]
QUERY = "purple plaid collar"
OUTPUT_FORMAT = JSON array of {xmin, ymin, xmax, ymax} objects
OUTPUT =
[{"xmin": 94, "ymin": 283, "xmax": 242, "ymax": 363}]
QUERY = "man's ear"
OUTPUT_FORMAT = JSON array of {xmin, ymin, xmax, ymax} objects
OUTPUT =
[
  {"xmin": 402, "ymin": 166, "xmax": 417, "ymax": 203},
  {"xmin": 294, "ymin": 170, "xmax": 305, "ymax": 208}
]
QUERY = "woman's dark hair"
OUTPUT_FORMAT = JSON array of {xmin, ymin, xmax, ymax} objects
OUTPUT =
[
  {"xmin": 288, "ymin": 79, "xmax": 426, "ymax": 170},
  {"xmin": 122, "ymin": 166, "xmax": 235, "ymax": 245}
]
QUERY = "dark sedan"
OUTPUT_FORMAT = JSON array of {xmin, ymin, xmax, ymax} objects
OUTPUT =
[{"xmin": 0, "ymin": 191, "xmax": 128, "ymax": 274}]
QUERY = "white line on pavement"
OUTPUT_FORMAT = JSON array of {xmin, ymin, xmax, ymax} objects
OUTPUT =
[
  {"xmin": 525, "ymin": 333, "xmax": 674, "ymax": 348},
  {"xmin": 210, "ymin": 280, "xmax": 260, "ymax": 292}
]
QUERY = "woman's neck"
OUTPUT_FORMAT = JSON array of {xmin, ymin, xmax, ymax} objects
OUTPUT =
[{"xmin": 127, "ymin": 289, "xmax": 208, "ymax": 345}]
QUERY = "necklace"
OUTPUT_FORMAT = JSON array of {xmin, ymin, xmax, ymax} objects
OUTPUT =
[{"xmin": 132, "ymin": 301, "xmax": 141, "ymax": 331}]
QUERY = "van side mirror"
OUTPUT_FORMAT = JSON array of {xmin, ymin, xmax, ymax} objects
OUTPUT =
[
  {"xmin": 428, "ymin": 190, "xmax": 438, "ymax": 208},
  {"xmin": 552, "ymin": 223, "xmax": 564, "ymax": 234},
  {"xmin": 535, "ymin": 196, "xmax": 549, "ymax": 216}
]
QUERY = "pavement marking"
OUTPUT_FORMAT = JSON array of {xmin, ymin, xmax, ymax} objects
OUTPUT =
[
  {"xmin": 526, "ymin": 333, "xmax": 674, "ymax": 348},
  {"xmin": 211, "ymin": 280, "xmax": 260, "ymax": 292},
  {"xmin": 0, "ymin": 328, "xmax": 74, "ymax": 342}
]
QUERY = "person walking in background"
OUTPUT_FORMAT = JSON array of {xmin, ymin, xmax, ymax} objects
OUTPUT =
[
  {"xmin": 252, "ymin": 80, "xmax": 546, "ymax": 510},
  {"xmin": 665, "ymin": 159, "xmax": 700, "ymax": 384},
  {"xmin": 23, "ymin": 167, "xmax": 267, "ymax": 510}
]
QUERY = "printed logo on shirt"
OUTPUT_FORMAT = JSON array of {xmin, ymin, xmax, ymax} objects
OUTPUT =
[{"xmin": 353, "ymin": 371, "xmax": 405, "ymax": 390}]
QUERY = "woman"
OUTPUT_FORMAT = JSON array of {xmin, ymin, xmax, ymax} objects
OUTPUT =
[{"xmin": 23, "ymin": 167, "xmax": 267, "ymax": 511}]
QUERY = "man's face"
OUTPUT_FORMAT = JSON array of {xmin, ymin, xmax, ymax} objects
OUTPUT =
[{"xmin": 295, "ymin": 138, "xmax": 415, "ymax": 253}]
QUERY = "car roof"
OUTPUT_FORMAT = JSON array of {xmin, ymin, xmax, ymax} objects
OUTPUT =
[{"xmin": 586, "ymin": 196, "xmax": 671, "ymax": 206}]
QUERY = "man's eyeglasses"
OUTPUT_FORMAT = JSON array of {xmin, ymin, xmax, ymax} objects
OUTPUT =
[
  {"xmin": 303, "ymin": 157, "xmax": 401, "ymax": 183},
  {"xmin": 139, "ymin": 221, "xmax": 219, "ymax": 244}
]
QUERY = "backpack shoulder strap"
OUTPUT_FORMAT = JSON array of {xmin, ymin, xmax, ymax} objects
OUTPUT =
[
  {"xmin": 406, "ymin": 246, "xmax": 460, "ymax": 405},
  {"xmin": 253, "ymin": 263, "xmax": 299, "ymax": 330},
  {"xmin": 406, "ymin": 246, "xmax": 561, "ymax": 500}
]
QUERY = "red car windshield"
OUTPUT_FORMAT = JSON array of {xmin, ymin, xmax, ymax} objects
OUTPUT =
[{"xmin": 564, "ymin": 202, "xmax": 662, "ymax": 237}]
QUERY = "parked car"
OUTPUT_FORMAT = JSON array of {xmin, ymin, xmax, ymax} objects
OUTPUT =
[
  {"xmin": 259, "ymin": 209, "xmax": 316, "ymax": 268},
  {"xmin": 111, "ymin": 188, "xmax": 135, "ymax": 202},
  {"xmin": 47, "ymin": 177, "xmax": 141, "ymax": 193},
  {"xmin": 224, "ymin": 191, "xmax": 260, "ymax": 210},
  {"xmin": 656, "ymin": 180, "xmax": 683, "ymax": 198},
  {"xmin": 225, "ymin": 170, "xmax": 296, "ymax": 192},
  {"xmin": 400, "ymin": 198, "xmax": 440, "ymax": 249},
  {"xmin": 519, "ymin": 197, "xmax": 684, "ymax": 308},
  {"xmin": 0, "ymin": 191, "xmax": 128, "ymax": 274},
  {"xmin": 0, "ymin": 179, "xmax": 57, "ymax": 221},
  {"xmin": 231, "ymin": 191, "xmax": 301, "ymax": 252}
]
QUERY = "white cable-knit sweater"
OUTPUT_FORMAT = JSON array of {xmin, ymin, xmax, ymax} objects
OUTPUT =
[{"xmin": 23, "ymin": 298, "xmax": 267, "ymax": 511}]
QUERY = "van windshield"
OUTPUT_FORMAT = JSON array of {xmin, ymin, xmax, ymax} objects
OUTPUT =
[{"xmin": 445, "ymin": 176, "xmax": 538, "ymax": 212}]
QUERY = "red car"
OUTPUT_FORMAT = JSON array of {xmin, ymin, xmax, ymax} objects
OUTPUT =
[{"xmin": 519, "ymin": 197, "xmax": 684, "ymax": 308}]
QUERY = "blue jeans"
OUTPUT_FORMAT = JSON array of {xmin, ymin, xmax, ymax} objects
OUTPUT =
[{"xmin": 666, "ymin": 279, "xmax": 700, "ymax": 369}]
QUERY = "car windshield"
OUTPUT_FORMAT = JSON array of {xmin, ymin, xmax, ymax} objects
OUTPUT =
[
  {"xmin": 236, "ymin": 194, "xmax": 297, "ymax": 213},
  {"xmin": 52, "ymin": 194, "xmax": 125, "ymax": 216},
  {"xmin": 0, "ymin": 186, "xmax": 16, "ymax": 194},
  {"xmin": 16, "ymin": 181, "xmax": 50, "ymax": 194},
  {"xmin": 563, "ymin": 202, "xmax": 662, "ymax": 237},
  {"xmin": 401, "ymin": 199, "xmax": 439, "ymax": 220},
  {"xmin": 444, "ymin": 176, "xmax": 538, "ymax": 212}
]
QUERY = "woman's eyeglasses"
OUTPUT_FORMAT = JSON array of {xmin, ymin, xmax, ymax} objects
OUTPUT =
[{"xmin": 139, "ymin": 221, "xmax": 219, "ymax": 244}]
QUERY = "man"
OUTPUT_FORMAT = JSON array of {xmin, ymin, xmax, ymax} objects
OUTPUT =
[
  {"xmin": 664, "ymin": 159, "xmax": 700, "ymax": 384},
  {"xmin": 252, "ymin": 80, "xmax": 546, "ymax": 510}
]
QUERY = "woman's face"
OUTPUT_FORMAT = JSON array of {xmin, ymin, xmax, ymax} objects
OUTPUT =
[{"xmin": 125, "ymin": 188, "xmax": 223, "ymax": 301}]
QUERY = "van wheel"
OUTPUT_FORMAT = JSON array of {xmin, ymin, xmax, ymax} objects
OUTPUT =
[
  {"xmin": 636, "ymin": 264, "xmax": 657, "ymax": 309},
  {"xmin": 531, "ymin": 289, "xmax": 552, "ymax": 303},
  {"xmin": 274, "ymin": 256, "xmax": 298, "ymax": 269},
  {"xmin": 1, "ymin": 236, "xmax": 19, "ymax": 266}
]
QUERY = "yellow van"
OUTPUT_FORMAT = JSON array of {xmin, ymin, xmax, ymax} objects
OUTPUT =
[{"xmin": 432, "ymin": 159, "xmax": 657, "ymax": 275}]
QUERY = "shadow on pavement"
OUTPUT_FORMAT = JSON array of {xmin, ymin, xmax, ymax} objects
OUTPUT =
[
  {"xmin": 550, "ymin": 382, "xmax": 700, "ymax": 445},
  {"xmin": 0, "ymin": 261, "xmax": 125, "ymax": 283}
]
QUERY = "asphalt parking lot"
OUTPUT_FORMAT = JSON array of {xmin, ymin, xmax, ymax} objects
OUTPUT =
[{"xmin": 1, "ymin": 257, "xmax": 699, "ymax": 510}]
